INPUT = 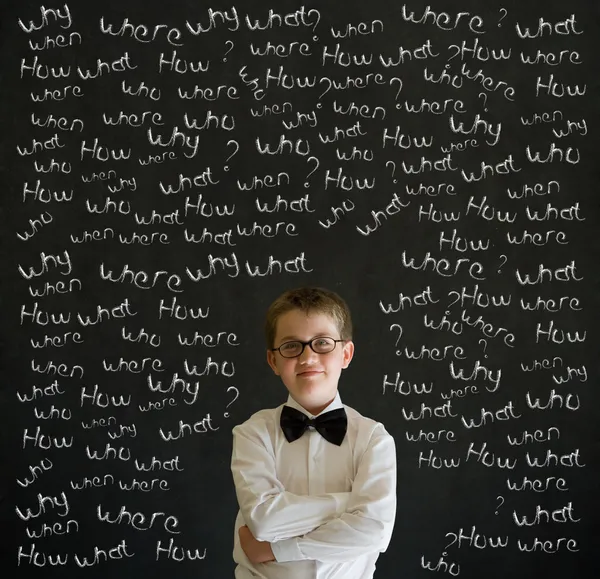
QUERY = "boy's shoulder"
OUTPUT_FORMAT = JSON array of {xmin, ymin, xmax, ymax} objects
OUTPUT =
[
  {"xmin": 232, "ymin": 404, "xmax": 283, "ymax": 437},
  {"xmin": 344, "ymin": 403, "xmax": 392, "ymax": 439}
]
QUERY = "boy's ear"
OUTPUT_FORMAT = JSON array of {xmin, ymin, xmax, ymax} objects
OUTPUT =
[
  {"xmin": 266, "ymin": 349, "xmax": 280, "ymax": 375},
  {"xmin": 341, "ymin": 340, "xmax": 355, "ymax": 369}
]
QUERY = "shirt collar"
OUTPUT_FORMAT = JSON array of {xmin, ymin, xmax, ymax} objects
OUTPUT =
[{"xmin": 285, "ymin": 391, "xmax": 343, "ymax": 419}]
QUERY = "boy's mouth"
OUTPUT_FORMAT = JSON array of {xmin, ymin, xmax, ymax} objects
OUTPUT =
[{"xmin": 297, "ymin": 370, "xmax": 323, "ymax": 376}]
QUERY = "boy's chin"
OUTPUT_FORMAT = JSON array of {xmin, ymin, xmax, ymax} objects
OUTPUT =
[{"xmin": 295, "ymin": 378, "xmax": 330, "ymax": 392}]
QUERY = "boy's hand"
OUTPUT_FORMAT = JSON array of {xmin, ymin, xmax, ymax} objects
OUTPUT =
[{"xmin": 239, "ymin": 525, "xmax": 276, "ymax": 563}]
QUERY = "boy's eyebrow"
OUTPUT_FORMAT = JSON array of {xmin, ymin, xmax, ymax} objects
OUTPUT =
[{"xmin": 279, "ymin": 333, "xmax": 333, "ymax": 342}]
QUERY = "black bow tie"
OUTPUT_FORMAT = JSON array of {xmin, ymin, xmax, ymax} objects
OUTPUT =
[{"xmin": 280, "ymin": 405, "xmax": 347, "ymax": 446}]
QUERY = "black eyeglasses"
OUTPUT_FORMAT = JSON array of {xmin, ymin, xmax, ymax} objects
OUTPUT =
[{"xmin": 271, "ymin": 337, "xmax": 345, "ymax": 358}]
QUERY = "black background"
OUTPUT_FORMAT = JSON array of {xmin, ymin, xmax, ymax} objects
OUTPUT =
[{"xmin": 1, "ymin": 0, "xmax": 599, "ymax": 577}]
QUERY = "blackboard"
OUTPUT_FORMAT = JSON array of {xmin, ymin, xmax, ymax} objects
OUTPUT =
[{"xmin": 1, "ymin": 0, "xmax": 599, "ymax": 577}]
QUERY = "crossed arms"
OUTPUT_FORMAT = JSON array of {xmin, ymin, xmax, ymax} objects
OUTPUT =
[{"xmin": 231, "ymin": 421, "xmax": 397, "ymax": 563}]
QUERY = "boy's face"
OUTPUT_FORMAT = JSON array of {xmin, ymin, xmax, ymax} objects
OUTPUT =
[{"xmin": 266, "ymin": 309, "xmax": 354, "ymax": 415}]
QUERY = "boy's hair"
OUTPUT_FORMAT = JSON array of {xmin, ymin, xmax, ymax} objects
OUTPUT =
[{"xmin": 265, "ymin": 286, "xmax": 353, "ymax": 348}]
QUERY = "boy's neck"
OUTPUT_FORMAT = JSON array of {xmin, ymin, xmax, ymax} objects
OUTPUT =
[{"xmin": 294, "ymin": 395, "xmax": 336, "ymax": 417}]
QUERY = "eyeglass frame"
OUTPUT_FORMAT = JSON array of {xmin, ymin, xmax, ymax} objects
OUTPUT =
[{"xmin": 270, "ymin": 337, "xmax": 346, "ymax": 358}]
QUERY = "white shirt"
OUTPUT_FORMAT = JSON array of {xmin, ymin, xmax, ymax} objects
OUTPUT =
[{"xmin": 231, "ymin": 392, "xmax": 397, "ymax": 579}]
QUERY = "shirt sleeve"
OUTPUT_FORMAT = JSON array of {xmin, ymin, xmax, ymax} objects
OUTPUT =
[
  {"xmin": 231, "ymin": 421, "xmax": 350, "ymax": 543},
  {"xmin": 271, "ymin": 423, "xmax": 397, "ymax": 563}
]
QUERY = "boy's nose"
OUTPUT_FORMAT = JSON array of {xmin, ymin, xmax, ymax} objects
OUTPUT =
[{"xmin": 298, "ymin": 344, "xmax": 319, "ymax": 363}]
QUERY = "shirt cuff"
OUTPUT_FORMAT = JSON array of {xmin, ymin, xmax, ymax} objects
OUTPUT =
[{"xmin": 271, "ymin": 537, "xmax": 305, "ymax": 562}]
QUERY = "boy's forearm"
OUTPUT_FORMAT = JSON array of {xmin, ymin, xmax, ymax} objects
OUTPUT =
[
  {"xmin": 271, "ymin": 506, "xmax": 396, "ymax": 563},
  {"xmin": 243, "ymin": 491, "xmax": 350, "ymax": 542}
]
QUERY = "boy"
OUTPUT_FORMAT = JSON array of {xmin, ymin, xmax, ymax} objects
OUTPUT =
[{"xmin": 231, "ymin": 287, "xmax": 397, "ymax": 578}]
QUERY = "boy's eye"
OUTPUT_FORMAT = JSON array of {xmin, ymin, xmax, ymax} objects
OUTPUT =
[{"xmin": 282, "ymin": 342, "xmax": 300, "ymax": 350}]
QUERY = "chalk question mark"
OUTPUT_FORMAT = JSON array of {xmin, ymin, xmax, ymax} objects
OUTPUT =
[
  {"xmin": 498, "ymin": 9, "xmax": 507, "ymax": 27},
  {"xmin": 390, "ymin": 77, "xmax": 403, "ymax": 109},
  {"xmin": 495, "ymin": 496, "xmax": 505, "ymax": 515},
  {"xmin": 223, "ymin": 40, "xmax": 234, "ymax": 61},
  {"xmin": 478, "ymin": 92, "xmax": 488, "ymax": 112},
  {"xmin": 389, "ymin": 324, "xmax": 403, "ymax": 356},
  {"xmin": 386, "ymin": 161, "xmax": 397, "ymax": 183},
  {"xmin": 224, "ymin": 139, "xmax": 239, "ymax": 171},
  {"xmin": 224, "ymin": 386, "xmax": 239, "ymax": 418},
  {"xmin": 310, "ymin": 11, "xmax": 320, "ymax": 41},
  {"xmin": 497, "ymin": 254, "xmax": 507, "ymax": 273},
  {"xmin": 304, "ymin": 156, "xmax": 319, "ymax": 187},
  {"xmin": 479, "ymin": 339, "xmax": 488, "ymax": 358}
]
